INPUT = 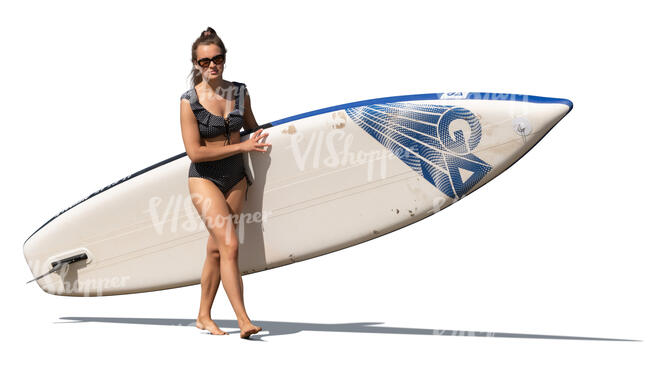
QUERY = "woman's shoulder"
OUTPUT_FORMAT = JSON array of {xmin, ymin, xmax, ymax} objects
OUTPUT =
[
  {"xmin": 231, "ymin": 81, "xmax": 248, "ymax": 99},
  {"xmin": 180, "ymin": 87, "xmax": 195, "ymax": 101},
  {"xmin": 231, "ymin": 80, "xmax": 247, "ymax": 88}
]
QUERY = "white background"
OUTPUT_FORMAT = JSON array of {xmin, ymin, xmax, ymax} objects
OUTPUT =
[{"xmin": 1, "ymin": 0, "xmax": 648, "ymax": 363}]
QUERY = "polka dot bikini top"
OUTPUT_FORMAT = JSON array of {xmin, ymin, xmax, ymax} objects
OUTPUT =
[{"xmin": 181, "ymin": 81, "xmax": 246, "ymax": 144}]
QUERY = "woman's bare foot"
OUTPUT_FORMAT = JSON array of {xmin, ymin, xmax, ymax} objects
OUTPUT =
[
  {"xmin": 239, "ymin": 322, "xmax": 262, "ymax": 339},
  {"xmin": 196, "ymin": 316, "xmax": 228, "ymax": 335}
]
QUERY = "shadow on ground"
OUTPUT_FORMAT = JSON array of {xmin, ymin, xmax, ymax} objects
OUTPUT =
[{"xmin": 56, "ymin": 317, "xmax": 639, "ymax": 342}]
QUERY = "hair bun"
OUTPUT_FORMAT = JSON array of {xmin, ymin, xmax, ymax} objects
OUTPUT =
[{"xmin": 201, "ymin": 27, "xmax": 216, "ymax": 38}]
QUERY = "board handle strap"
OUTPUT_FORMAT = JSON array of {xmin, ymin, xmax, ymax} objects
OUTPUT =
[{"xmin": 25, "ymin": 253, "xmax": 88, "ymax": 284}]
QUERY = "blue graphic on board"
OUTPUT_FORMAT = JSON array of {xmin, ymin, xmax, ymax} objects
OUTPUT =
[{"xmin": 345, "ymin": 102, "xmax": 492, "ymax": 199}]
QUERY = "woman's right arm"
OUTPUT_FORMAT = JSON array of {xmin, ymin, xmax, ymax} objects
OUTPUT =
[{"xmin": 180, "ymin": 99, "xmax": 243, "ymax": 163}]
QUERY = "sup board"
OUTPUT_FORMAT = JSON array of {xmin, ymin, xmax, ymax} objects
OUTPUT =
[{"xmin": 23, "ymin": 91, "xmax": 572, "ymax": 296}]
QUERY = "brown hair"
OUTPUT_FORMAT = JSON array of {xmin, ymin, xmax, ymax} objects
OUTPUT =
[{"xmin": 188, "ymin": 27, "xmax": 227, "ymax": 87}]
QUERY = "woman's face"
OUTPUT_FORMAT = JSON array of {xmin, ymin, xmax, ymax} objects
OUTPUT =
[{"xmin": 195, "ymin": 44, "xmax": 225, "ymax": 82}]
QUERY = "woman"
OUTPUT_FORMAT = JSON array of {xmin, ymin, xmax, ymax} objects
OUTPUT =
[{"xmin": 179, "ymin": 27, "xmax": 271, "ymax": 338}]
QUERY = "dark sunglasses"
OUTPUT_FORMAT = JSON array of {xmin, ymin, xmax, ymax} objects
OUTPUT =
[{"xmin": 197, "ymin": 54, "xmax": 225, "ymax": 67}]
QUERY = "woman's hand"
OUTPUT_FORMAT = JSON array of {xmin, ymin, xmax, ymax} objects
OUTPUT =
[{"xmin": 240, "ymin": 129, "xmax": 271, "ymax": 152}]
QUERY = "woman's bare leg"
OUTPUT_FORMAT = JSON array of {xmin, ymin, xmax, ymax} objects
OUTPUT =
[
  {"xmin": 196, "ymin": 234, "xmax": 227, "ymax": 335},
  {"xmin": 190, "ymin": 177, "xmax": 261, "ymax": 338},
  {"xmin": 190, "ymin": 178, "xmax": 228, "ymax": 335},
  {"xmin": 223, "ymin": 177, "xmax": 262, "ymax": 338}
]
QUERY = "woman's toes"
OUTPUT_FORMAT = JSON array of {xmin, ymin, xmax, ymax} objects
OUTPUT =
[
  {"xmin": 240, "ymin": 324, "xmax": 262, "ymax": 338},
  {"xmin": 197, "ymin": 318, "xmax": 228, "ymax": 335}
]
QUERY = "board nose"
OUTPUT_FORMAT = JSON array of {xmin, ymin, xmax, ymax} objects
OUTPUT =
[{"xmin": 539, "ymin": 98, "xmax": 573, "ymax": 131}]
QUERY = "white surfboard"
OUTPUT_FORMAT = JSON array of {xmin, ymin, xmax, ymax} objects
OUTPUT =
[{"xmin": 23, "ymin": 91, "xmax": 572, "ymax": 296}]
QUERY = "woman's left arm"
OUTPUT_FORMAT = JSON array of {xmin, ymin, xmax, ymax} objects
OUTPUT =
[{"xmin": 243, "ymin": 88, "xmax": 260, "ymax": 130}]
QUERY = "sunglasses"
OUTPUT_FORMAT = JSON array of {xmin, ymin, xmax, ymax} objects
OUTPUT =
[{"xmin": 197, "ymin": 54, "xmax": 225, "ymax": 68}]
